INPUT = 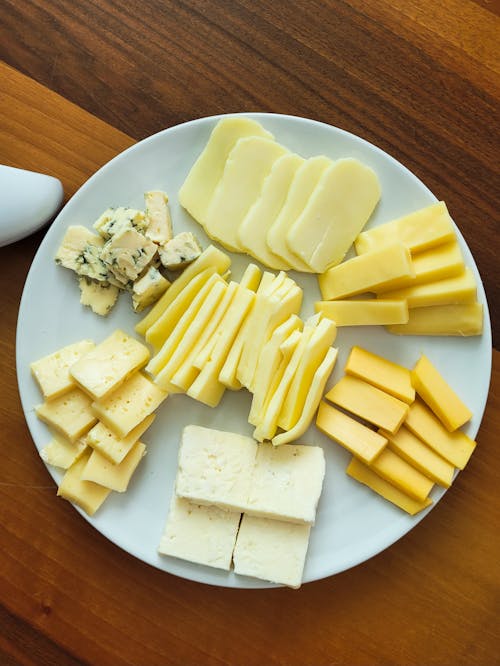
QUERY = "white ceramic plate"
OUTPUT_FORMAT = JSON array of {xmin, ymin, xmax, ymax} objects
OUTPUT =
[{"xmin": 16, "ymin": 113, "xmax": 492, "ymax": 588}]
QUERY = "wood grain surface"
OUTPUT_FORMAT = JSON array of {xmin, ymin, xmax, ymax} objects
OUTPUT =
[{"xmin": 1, "ymin": 1, "xmax": 499, "ymax": 665}]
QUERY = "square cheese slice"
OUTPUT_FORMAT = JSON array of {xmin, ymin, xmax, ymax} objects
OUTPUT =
[
  {"xmin": 81, "ymin": 441, "xmax": 146, "ymax": 492},
  {"xmin": 175, "ymin": 425, "xmax": 258, "ymax": 511},
  {"xmin": 31, "ymin": 339, "xmax": 95, "ymax": 400},
  {"xmin": 233, "ymin": 514, "xmax": 311, "ymax": 589},
  {"xmin": 70, "ymin": 329, "xmax": 150, "ymax": 400},
  {"xmin": 36, "ymin": 388, "xmax": 97, "ymax": 442},
  {"xmin": 40, "ymin": 434, "xmax": 88, "ymax": 469},
  {"xmin": 158, "ymin": 495, "xmax": 241, "ymax": 571},
  {"xmin": 246, "ymin": 443, "xmax": 325, "ymax": 525},
  {"xmin": 57, "ymin": 449, "xmax": 111, "ymax": 516},
  {"xmin": 86, "ymin": 414, "xmax": 155, "ymax": 464}
]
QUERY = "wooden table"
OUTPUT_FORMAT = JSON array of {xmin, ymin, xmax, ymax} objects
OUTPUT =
[{"xmin": 1, "ymin": 2, "xmax": 499, "ymax": 664}]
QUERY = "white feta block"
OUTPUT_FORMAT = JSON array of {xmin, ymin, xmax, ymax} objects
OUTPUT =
[
  {"xmin": 246, "ymin": 443, "xmax": 326, "ymax": 524},
  {"xmin": 158, "ymin": 495, "xmax": 241, "ymax": 571},
  {"xmin": 159, "ymin": 232, "xmax": 202, "ymax": 270},
  {"xmin": 233, "ymin": 514, "xmax": 311, "ymax": 588},
  {"xmin": 175, "ymin": 425, "xmax": 258, "ymax": 511}
]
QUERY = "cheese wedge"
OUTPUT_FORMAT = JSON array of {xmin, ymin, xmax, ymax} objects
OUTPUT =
[
  {"xmin": 81, "ymin": 441, "xmax": 146, "ymax": 492},
  {"xmin": 410, "ymin": 355, "xmax": 472, "ymax": 431},
  {"xmin": 267, "ymin": 156, "xmax": 332, "ymax": 272},
  {"xmin": 369, "ymin": 448, "xmax": 434, "ymax": 502},
  {"xmin": 381, "ymin": 267, "xmax": 477, "ymax": 309},
  {"xmin": 135, "ymin": 245, "xmax": 231, "ymax": 336},
  {"xmin": 318, "ymin": 243, "xmax": 414, "ymax": 300},
  {"xmin": 204, "ymin": 136, "xmax": 288, "ymax": 251},
  {"xmin": 30, "ymin": 339, "xmax": 95, "ymax": 401},
  {"xmin": 346, "ymin": 457, "xmax": 433, "ymax": 515},
  {"xmin": 386, "ymin": 302, "xmax": 483, "ymax": 336},
  {"xmin": 238, "ymin": 153, "xmax": 304, "ymax": 269},
  {"xmin": 86, "ymin": 414, "xmax": 155, "ymax": 464},
  {"xmin": 57, "ymin": 449, "xmax": 111, "ymax": 516},
  {"xmin": 380, "ymin": 425, "xmax": 455, "ymax": 488},
  {"xmin": 36, "ymin": 388, "xmax": 97, "ymax": 443},
  {"xmin": 315, "ymin": 299, "xmax": 409, "ymax": 326},
  {"xmin": 325, "ymin": 375, "xmax": 409, "ymax": 434},
  {"xmin": 344, "ymin": 346, "xmax": 415, "ymax": 404},
  {"xmin": 354, "ymin": 201, "xmax": 455, "ymax": 255},
  {"xmin": 316, "ymin": 401, "xmax": 387, "ymax": 464},
  {"xmin": 405, "ymin": 399, "xmax": 476, "ymax": 469},
  {"xmin": 272, "ymin": 346, "xmax": 338, "ymax": 447},
  {"xmin": 179, "ymin": 117, "xmax": 273, "ymax": 226},
  {"xmin": 286, "ymin": 158, "xmax": 381, "ymax": 273}
]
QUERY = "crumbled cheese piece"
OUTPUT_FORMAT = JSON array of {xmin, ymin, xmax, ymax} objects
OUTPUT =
[
  {"xmin": 93, "ymin": 207, "xmax": 148, "ymax": 239},
  {"xmin": 78, "ymin": 277, "xmax": 120, "ymax": 316},
  {"xmin": 101, "ymin": 228, "xmax": 158, "ymax": 284},
  {"xmin": 132, "ymin": 265, "xmax": 170, "ymax": 312},
  {"xmin": 159, "ymin": 232, "xmax": 202, "ymax": 270},
  {"xmin": 55, "ymin": 225, "xmax": 104, "ymax": 271},
  {"xmin": 144, "ymin": 191, "xmax": 173, "ymax": 245}
]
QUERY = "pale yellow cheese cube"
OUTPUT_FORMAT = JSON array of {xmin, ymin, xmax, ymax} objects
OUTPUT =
[
  {"xmin": 81, "ymin": 441, "xmax": 146, "ymax": 492},
  {"xmin": 70, "ymin": 330, "xmax": 150, "ymax": 400},
  {"xmin": 344, "ymin": 346, "xmax": 415, "ymax": 404},
  {"xmin": 386, "ymin": 302, "xmax": 483, "ymax": 336},
  {"xmin": 354, "ymin": 201, "xmax": 455, "ymax": 255},
  {"xmin": 57, "ymin": 449, "xmax": 111, "ymax": 516},
  {"xmin": 92, "ymin": 372, "xmax": 167, "ymax": 438},
  {"xmin": 135, "ymin": 245, "xmax": 231, "ymax": 336},
  {"xmin": 86, "ymin": 414, "xmax": 155, "ymax": 464},
  {"xmin": 314, "ymin": 299, "xmax": 409, "ymax": 327},
  {"xmin": 316, "ymin": 401, "xmax": 388, "ymax": 464},
  {"xmin": 381, "ymin": 267, "xmax": 477, "ymax": 309},
  {"xmin": 318, "ymin": 243, "xmax": 414, "ymax": 300},
  {"xmin": 40, "ymin": 434, "xmax": 88, "ymax": 469},
  {"xmin": 36, "ymin": 388, "xmax": 97, "ymax": 442},
  {"xmin": 325, "ymin": 375, "xmax": 409, "ymax": 435},
  {"xmin": 286, "ymin": 158, "xmax": 381, "ymax": 273},
  {"xmin": 30, "ymin": 339, "xmax": 95, "ymax": 401},
  {"xmin": 346, "ymin": 457, "xmax": 433, "ymax": 515},
  {"xmin": 411, "ymin": 354, "xmax": 472, "ymax": 431},
  {"xmin": 405, "ymin": 399, "xmax": 476, "ymax": 469}
]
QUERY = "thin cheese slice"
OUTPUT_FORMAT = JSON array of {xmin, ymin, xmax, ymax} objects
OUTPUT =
[
  {"xmin": 86, "ymin": 414, "xmax": 155, "ymax": 464},
  {"xmin": 267, "ymin": 156, "xmax": 332, "ymax": 272},
  {"xmin": 410, "ymin": 354, "xmax": 472, "ymax": 431},
  {"xmin": 30, "ymin": 339, "xmax": 95, "ymax": 401},
  {"xmin": 286, "ymin": 158, "xmax": 381, "ymax": 273},
  {"xmin": 325, "ymin": 375, "xmax": 409, "ymax": 434},
  {"xmin": 179, "ymin": 117, "xmax": 273, "ymax": 226},
  {"xmin": 36, "ymin": 388, "xmax": 97, "ymax": 443},
  {"xmin": 81, "ymin": 441, "xmax": 146, "ymax": 492},
  {"xmin": 316, "ymin": 401, "xmax": 387, "ymax": 464},
  {"xmin": 193, "ymin": 282, "xmax": 238, "ymax": 371},
  {"xmin": 315, "ymin": 299, "xmax": 409, "ymax": 326},
  {"xmin": 386, "ymin": 302, "xmax": 483, "ymax": 336},
  {"xmin": 344, "ymin": 346, "xmax": 415, "ymax": 404},
  {"xmin": 237, "ymin": 153, "xmax": 304, "ymax": 269},
  {"xmin": 204, "ymin": 136, "xmax": 288, "ymax": 251},
  {"xmin": 346, "ymin": 457, "xmax": 433, "ymax": 515},
  {"xmin": 354, "ymin": 201, "xmax": 455, "ymax": 255},
  {"xmin": 381, "ymin": 267, "xmax": 477, "ymax": 309},
  {"xmin": 57, "ymin": 449, "xmax": 111, "ymax": 516},
  {"xmin": 239, "ymin": 263, "xmax": 262, "ymax": 291},
  {"xmin": 404, "ymin": 399, "xmax": 476, "ymax": 469},
  {"xmin": 40, "ymin": 434, "xmax": 88, "ymax": 469}
]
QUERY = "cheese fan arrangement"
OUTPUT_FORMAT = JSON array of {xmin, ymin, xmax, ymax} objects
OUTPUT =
[{"xmin": 29, "ymin": 116, "xmax": 483, "ymax": 588}]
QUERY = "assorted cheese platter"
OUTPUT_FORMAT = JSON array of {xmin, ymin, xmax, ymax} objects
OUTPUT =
[{"xmin": 16, "ymin": 113, "xmax": 491, "ymax": 588}]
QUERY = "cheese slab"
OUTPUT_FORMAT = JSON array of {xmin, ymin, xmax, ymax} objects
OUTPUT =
[
  {"xmin": 387, "ymin": 302, "xmax": 483, "ymax": 336},
  {"xmin": 86, "ymin": 414, "xmax": 155, "ymax": 464},
  {"xmin": 325, "ymin": 375, "xmax": 409, "ymax": 434},
  {"xmin": 410, "ymin": 354, "xmax": 472, "ymax": 431},
  {"xmin": 369, "ymin": 448, "xmax": 434, "ymax": 502},
  {"xmin": 91, "ymin": 372, "xmax": 167, "ymax": 438},
  {"xmin": 346, "ymin": 457, "xmax": 433, "ymax": 516},
  {"xmin": 179, "ymin": 117, "xmax": 274, "ymax": 227},
  {"xmin": 381, "ymin": 267, "xmax": 477, "ymax": 309},
  {"xmin": 158, "ymin": 495, "xmax": 241, "ymax": 571},
  {"xmin": 237, "ymin": 153, "xmax": 304, "ymax": 269},
  {"xmin": 315, "ymin": 299, "xmax": 409, "ymax": 327},
  {"xmin": 316, "ymin": 401, "xmax": 388, "ymax": 464},
  {"xmin": 36, "ymin": 387, "xmax": 97, "ymax": 442},
  {"xmin": 204, "ymin": 136, "xmax": 288, "ymax": 251},
  {"xmin": 70, "ymin": 330, "xmax": 150, "ymax": 400},
  {"xmin": 286, "ymin": 158, "xmax": 381, "ymax": 273},
  {"xmin": 266, "ymin": 155, "xmax": 332, "ymax": 272},
  {"xmin": 81, "ymin": 441, "xmax": 146, "ymax": 492},
  {"xmin": 30, "ymin": 339, "xmax": 95, "ymax": 401},
  {"xmin": 57, "ymin": 449, "xmax": 111, "ymax": 516},
  {"xmin": 233, "ymin": 514, "xmax": 311, "ymax": 589}
]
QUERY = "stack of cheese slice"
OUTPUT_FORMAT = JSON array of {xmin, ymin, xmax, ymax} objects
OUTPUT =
[
  {"xmin": 31, "ymin": 330, "xmax": 168, "ymax": 515},
  {"xmin": 158, "ymin": 425, "xmax": 325, "ymax": 588},
  {"xmin": 316, "ymin": 201, "xmax": 483, "ymax": 335},
  {"xmin": 136, "ymin": 245, "xmax": 338, "ymax": 446},
  {"xmin": 179, "ymin": 116, "xmax": 381, "ymax": 273},
  {"xmin": 316, "ymin": 346, "xmax": 476, "ymax": 514}
]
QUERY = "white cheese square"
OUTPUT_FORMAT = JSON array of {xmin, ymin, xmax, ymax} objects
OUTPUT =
[
  {"xmin": 246, "ymin": 443, "xmax": 326, "ymax": 525},
  {"xmin": 30, "ymin": 339, "xmax": 95, "ymax": 400},
  {"xmin": 233, "ymin": 514, "xmax": 311, "ymax": 588},
  {"xmin": 158, "ymin": 495, "xmax": 241, "ymax": 571},
  {"xmin": 175, "ymin": 425, "xmax": 258, "ymax": 511}
]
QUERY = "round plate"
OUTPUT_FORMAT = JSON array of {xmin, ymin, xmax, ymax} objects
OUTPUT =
[{"xmin": 16, "ymin": 113, "xmax": 492, "ymax": 588}]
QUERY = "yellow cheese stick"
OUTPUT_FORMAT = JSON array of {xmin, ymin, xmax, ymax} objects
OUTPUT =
[
  {"xmin": 405, "ymin": 399, "xmax": 476, "ymax": 469},
  {"xmin": 325, "ymin": 375, "xmax": 409, "ymax": 434},
  {"xmin": 346, "ymin": 457, "xmax": 433, "ymax": 515},
  {"xmin": 369, "ymin": 448, "xmax": 434, "ymax": 502},
  {"xmin": 316, "ymin": 401, "xmax": 387, "ymax": 464},
  {"xmin": 380, "ymin": 267, "xmax": 476, "ymax": 309},
  {"xmin": 344, "ymin": 346, "xmax": 415, "ymax": 404},
  {"xmin": 386, "ymin": 302, "xmax": 483, "ymax": 336},
  {"xmin": 411, "ymin": 355, "xmax": 472, "ymax": 431},
  {"xmin": 315, "ymin": 299, "xmax": 408, "ymax": 326}
]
